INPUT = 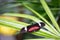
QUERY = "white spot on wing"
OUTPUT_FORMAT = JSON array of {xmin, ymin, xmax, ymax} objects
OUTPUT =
[
  {"xmin": 24, "ymin": 27, "xmax": 27, "ymax": 31},
  {"xmin": 37, "ymin": 22, "xmax": 41, "ymax": 27}
]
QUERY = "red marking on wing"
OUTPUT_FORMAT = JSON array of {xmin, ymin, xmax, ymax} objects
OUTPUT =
[{"xmin": 28, "ymin": 26, "xmax": 39, "ymax": 32}]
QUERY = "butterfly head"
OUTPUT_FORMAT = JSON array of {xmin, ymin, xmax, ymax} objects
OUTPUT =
[{"xmin": 39, "ymin": 22, "xmax": 45, "ymax": 28}]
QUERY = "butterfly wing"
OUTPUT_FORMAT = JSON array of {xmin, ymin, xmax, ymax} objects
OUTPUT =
[
  {"xmin": 20, "ymin": 22, "xmax": 45, "ymax": 33},
  {"xmin": 27, "ymin": 23, "xmax": 40, "ymax": 32}
]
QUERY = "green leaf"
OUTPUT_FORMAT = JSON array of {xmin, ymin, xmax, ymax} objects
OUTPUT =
[
  {"xmin": 40, "ymin": 0, "xmax": 60, "ymax": 33},
  {"xmin": 0, "ymin": 18, "xmax": 29, "ymax": 30},
  {"xmin": 2, "ymin": 13, "xmax": 59, "ymax": 38},
  {"xmin": 0, "ymin": 18, "xmax": 58, "ymax": 38},
  {"xmin": 22, "ymin": 3, "xmax": 59, "ymax": 35}
]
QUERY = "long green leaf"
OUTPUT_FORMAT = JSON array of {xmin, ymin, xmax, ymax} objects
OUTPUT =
[
  {"xmin": 0, "ymin": 18, "xmax": 29, "ymax": 29},
  {"xmin": 3, "ymin": 13, "xmax": 42, "ymax": 22},
  {"xmin": 3, "ymin": 13, "xmax": 55, "ymax": 34},
  {"xmin": 40, "ymin": 0, "xmax": 60, "ymax": 33},
  {"xmin": 3, "ymin": 13, "xmax": 59, "ymax": 37},
  {"xmin": 22, "ymin": 4, "xmax": 59, "ymax": 35},
  {"xmin": 0, "ymin": 18, "xmax": 59, "ymax": 38},
  {"xmin": 24, "ymin": 39, "xmax": 54, "ymax": 40}
]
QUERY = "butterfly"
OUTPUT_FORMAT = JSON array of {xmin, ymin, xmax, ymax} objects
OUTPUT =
[{"xmin": 20, "ymin": 22, "xmax": 45, "ymax": 33}]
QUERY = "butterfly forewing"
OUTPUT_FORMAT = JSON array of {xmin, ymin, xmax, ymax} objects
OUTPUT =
[{"xmin": 27, "ymin": 23, "xmax": 40, "ymax": 32}]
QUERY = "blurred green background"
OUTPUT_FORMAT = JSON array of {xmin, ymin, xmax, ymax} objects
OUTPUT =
[{"xmin": 0, "ymin": 0, "xmax": 60, "ymax": 40}]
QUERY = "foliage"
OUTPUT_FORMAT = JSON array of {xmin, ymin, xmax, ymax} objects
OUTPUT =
[{"xmin": 0, "ymin": 0, "xmax": 60, "ymax": 40}]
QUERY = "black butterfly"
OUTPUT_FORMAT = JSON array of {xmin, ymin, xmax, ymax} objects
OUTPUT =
[{"xmin": 20, "ymin": 22, "xmax": 45, "ymax": 33}]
